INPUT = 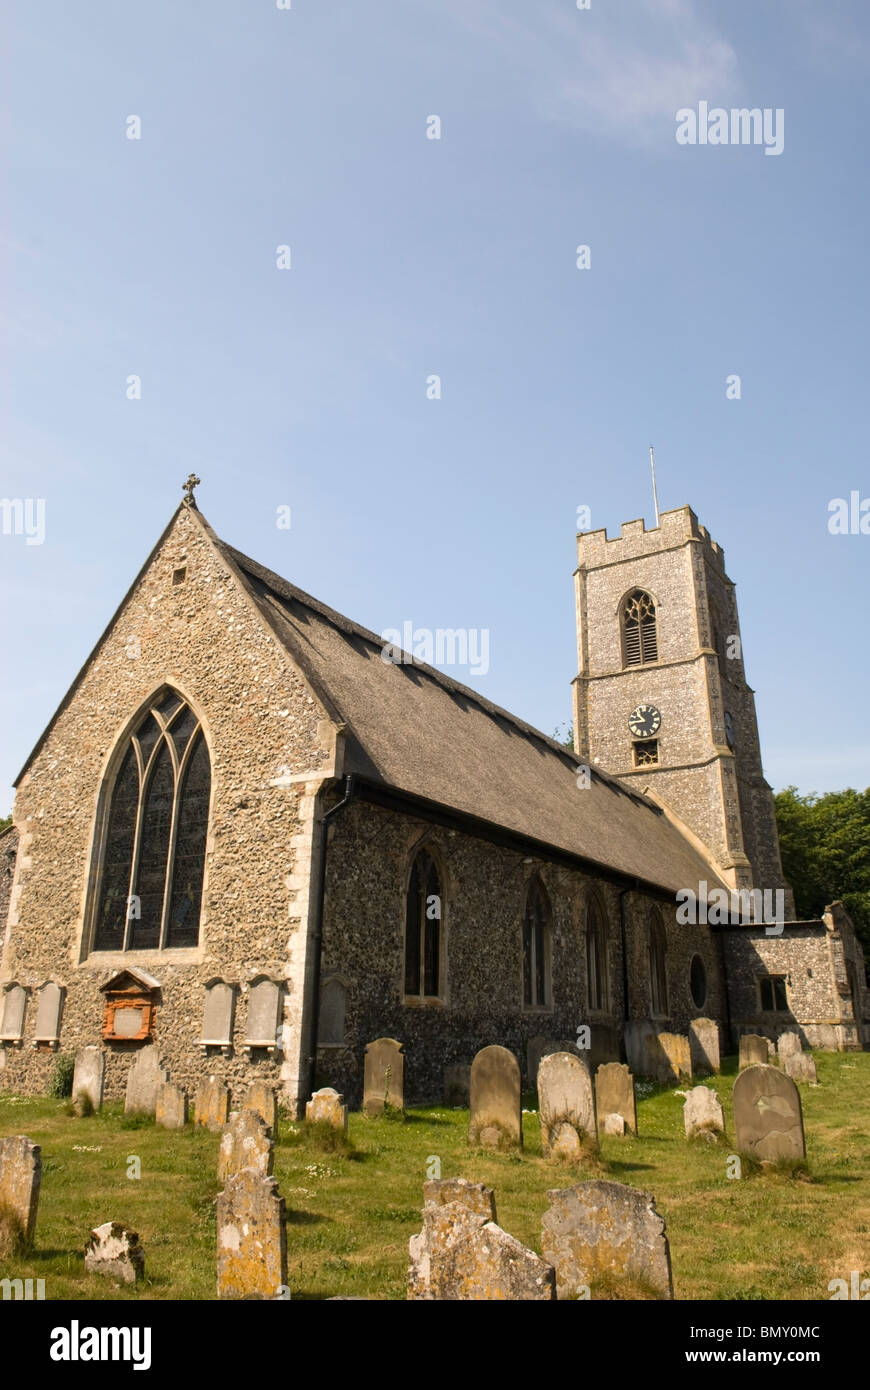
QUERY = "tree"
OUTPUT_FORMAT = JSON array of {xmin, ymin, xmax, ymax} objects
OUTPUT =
[
  {"xmin": 0, "ymin": 815, "xmax": 11, "ymax": 834},
  {"xmin": 774, "ymin": 786, "xmax": 870, "ymax": 971}
]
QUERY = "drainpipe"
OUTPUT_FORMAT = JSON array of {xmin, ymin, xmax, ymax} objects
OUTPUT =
[
  {"xmin": 306, "ymin": 774, "xmax": 355, "ymax": 1100},
  {"xmin": 618, "ymin": 887, "xmax": 632, "ymax": 1059}
]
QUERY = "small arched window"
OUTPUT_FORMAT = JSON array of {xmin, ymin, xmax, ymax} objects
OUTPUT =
[
  {"xmin": 649, "ymin": 909, "xmax": 668, "ymax": 1016},
  {"xmin": 586, "ymin": 895, "xmax": 609, "ymax": 1011},
  {"xmin": 522, "ymin": 876, "xmax": 551, "ymax": 1009},
  {"xmin": 622, "ymin": 590, "xmax": 658, "ymax": 667},
  {"xmin": 91, "ymin": 689, "xmax": 210, "ymax": 954},
  {"xmin": 404, "ymin": 849, "xmax": 442, "ymax": 999}
]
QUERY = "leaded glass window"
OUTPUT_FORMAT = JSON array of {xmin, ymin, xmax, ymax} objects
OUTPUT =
[
  {"xmin": 523, "ymin": 876, "xmax": 551, "ymax": 1009},
  {"xmin": 91, "ymin": 690, "xmax": 210, "ymax": 953},
  {"xmin": 404, "ymin": 849, "xmax": 442, "ymax": 999}
]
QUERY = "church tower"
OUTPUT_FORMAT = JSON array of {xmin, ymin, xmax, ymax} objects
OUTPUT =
[{"xmin": 572, "ymin": 505, "xmax": 790, "ymax": 902}]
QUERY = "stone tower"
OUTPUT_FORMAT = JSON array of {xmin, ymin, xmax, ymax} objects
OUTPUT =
[{"xmin": 572, "ymin": 505, "xmax": 790, "ymax": 902}]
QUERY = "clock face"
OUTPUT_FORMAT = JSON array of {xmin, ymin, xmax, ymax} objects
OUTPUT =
[{"xmin": 628, "ymin": 704, "xmax": 661, "ymax": 738}]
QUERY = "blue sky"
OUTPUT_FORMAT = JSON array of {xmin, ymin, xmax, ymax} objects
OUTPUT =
[{"xmin": 2, "ymin": 0, "xmax": 868, "ymax": 812}]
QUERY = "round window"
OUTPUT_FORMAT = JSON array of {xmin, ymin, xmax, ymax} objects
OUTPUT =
[{"xmin": 690, "ymin": 954, "xmax": 707, "ymax": 1009}]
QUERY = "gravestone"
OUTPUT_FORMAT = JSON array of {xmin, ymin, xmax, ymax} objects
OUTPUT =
[
  {"xmin": 218, "ymin": 1110, "xmax": 274, "ymax": 1182},
  {"xmin": 72, "ymin": 1046, "xmax": 104, "ymax": 1112},
  {"xmin": 527, "ymin": 1036, "xmax": 580, "ymax": 1086},
  {"xmin": 201, "ymin": 981, "xmax": 235, "ymax": 1047},
  {"xmin": 245, "ymin": 978, "xmax": 282, "ymax": 1048},
  {"xmin": 217, "ymin": 1169, "xmax": 286, "ymax": 1299},
  {"xmin": 777, "ymin": 1032, "xmax": 802, "ymax": 1063},
  {"xmin": 305, "ymin": 1087, "xmax": 348, "ymax": 1132},
  {"xmin": 244, "ymin": 1081, "xmax": 278, "ymax": 1137},
  {"xmin": 683, "ymin": 1085, "xmax": 725, "ymax": 1141},
  {"xmin": 363, "ymin": 1038, "xmax": 405, "ymax": 1115},
  {"xmin": 541, "ymin": 1181, "xmax": 673, "ymax": 1300},
  {"xmin": 688, "ymin": 1018, "xmax": 720, "ymax": 1075},
  {"xmin": 469, "ymin": 1045, "xmax": 522, "ymax": 1150},
  {"xmin": 194, "ymin": 1077, "xmax": 231, "ymax": 1131},
  {"xmin": 443, "ymin": 1063, "xmax": 471, "ymax": 1107},
  {"xmin": 537, "ymin": 1052, "xmax": 596, "ymax": 1158},
  {"xmin": 785, "ymin": 1053, "xmax": 818, "ymax": 1085},
  {"xmin": 732, "ymin": 1064, "xmax": 805, "ymax": 1161},
  {"xmin": 408, "ymin": 1179, "xmax": 554, "ymax": 1300},
  {"xmin": 624, "ymin": 1019, "xmax": 656, "ymax": 1077},
  {"xmin": 603, "ymin": 1113, "xmax": 625, "ymax": 1136},
  {"xmin": 595, "ymin": 1062, "xmax": 637, "ymax": 1136},
  {"xmin": 738, "ymin": 1034, "xmax": 769, "ymax": 1070},
  {"xmin": 0, "ymin": 1135, "xmax": 41, "ymax": 1248},
  {"xmin": 657, "ymin": 1033, "xmax": 693, "ymax": 1082},
  {"xmin": 155, "ymin": 1082, "xmax": 188, "ymax": 1130},
  {"xmin": 84, "ymin": 1222, "xmax": 145, "ymax": 1284},
  {"xmin": 124, "ymin": 1045, "xmax": 169, "ymax": 1116}
]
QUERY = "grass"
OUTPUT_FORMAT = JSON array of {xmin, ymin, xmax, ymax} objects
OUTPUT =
[{"xmin": 0, "ymin": 1050, "xmax": 868, "ymax": 1300}]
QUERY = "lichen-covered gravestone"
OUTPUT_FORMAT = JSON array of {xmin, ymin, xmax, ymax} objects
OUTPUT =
[
  {"xmin": 244, "ymin": 1081, "xmax": 278, "ymax": 1137},
  {"xmin": 84, "ymin": 1222, "xmax": 145, "ymax": 1285},
  {"xmin": 194, "ymin": 1076, "xmax": 231, "ymax": 1131},
  {"xmin": 785, "ymin": 1053, "xmax": 818, "ymax": 1085},
  {"xmin": 688, "ymin": 1018, "xmax": 720, "ymax": 1075},
  {"xmin": 217, "ymin": 1170, "xmax": 286, "ymax": 1300},
  {"xmin": 0, "ymin": 1135, "xmax": 41, "ymax": 1249},
  {"xmin": 124, "ymin": 1045, "xmax": 169, "ymax": 1116},
  {"xmin": 777, "ymin": 1032, "xmax": 802, "ymax": 1063},
  {"xmin": 537, "ymin": 1052, "xmax": 596, "ymax": 1158},
  {"xmin": 305, "ymin": 1087, "xmax": 348, "ymax": 1132},
  {"xmin": 732, "ymin": 1064, "xmax": 805, "ymax": 1161},
  {"xmin": 683, "ymin": 1085, "xmax": 725, "ymax": 1141},
  {"xmin": 363, "ymin": 1038, "xmax": 405, "ymax": 1115},
  {"xmin": 657, "ymin": 1033, "xmax": 693, "ymax": 1082},
  {"xmin": 469, "ymin": 1045, "xmax": 522, "ymax": 1150},
  {"xmin": 218, "ymin": 1110, "xmax": 274, "ymax": 1183},
  {"xmin": 527, "ymin": 1036, "xmax": 580, "ymax": 1086},
  {"xmin": 541, "ymin": 1181, "xmax": 673, "ymax": 1300},
  {"xmin": 738, "ymin": 1034, "xmax": 769, "ymax": 1070},
  {"xmin": 408, "ymin": 1179, "xmax": 555, "ymax": 1301},
  {"xmin": 72, "ymin": 1045, "xmax": 105, "ymax": 1112},
  {"xmin": 595, "ymin": 1062, "xmax": 637, "ymax": 1136},
  {"xmin": 155, "ymin": 1082, "xmax": 188, "ymax": 1130}
]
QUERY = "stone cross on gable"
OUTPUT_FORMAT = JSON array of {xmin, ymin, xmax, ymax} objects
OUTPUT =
[{"xmin": 182, "ymin": 473, "xmax": 201, "ymax": 507}]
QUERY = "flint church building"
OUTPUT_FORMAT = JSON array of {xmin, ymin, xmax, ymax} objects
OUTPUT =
[{"xmin": 0, "ymin": 487, "xmax": 866, "ymax": 1111}]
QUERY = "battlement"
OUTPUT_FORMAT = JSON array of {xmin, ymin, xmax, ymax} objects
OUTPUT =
[{"xmin": 577, "ymin": 505, "xmax": 726, "ymax": 572}]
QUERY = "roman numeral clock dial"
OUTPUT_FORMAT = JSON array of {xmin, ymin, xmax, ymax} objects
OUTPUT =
[{"xmin": 628, "ymin": 704, "xmax": 661, "ymax": 738}]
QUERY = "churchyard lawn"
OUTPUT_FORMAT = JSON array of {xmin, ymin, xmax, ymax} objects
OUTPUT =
[{"xmin": 1, "ymin": 1049, "xmax": 868, "ymax": 1301}]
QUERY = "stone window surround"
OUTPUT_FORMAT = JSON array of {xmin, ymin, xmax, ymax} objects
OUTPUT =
[
  {"xmin": 520, "ymin": 870, "xmax": 554, "ymax": 1015},
  {"xmin": 400, "ymin": 840, "xmax": 448, "ymax": 1008},
  {"xmin": 584, "ymin": 887, "xmax": 610, "ymax": 1014}
]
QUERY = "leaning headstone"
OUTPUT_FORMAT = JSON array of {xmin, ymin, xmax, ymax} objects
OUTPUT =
[
  {"xmin": 124, "ymin": 1045, "xmax": 169, "ymax": 1116},
  {"xmin": 84, "ymin": 1222, "xmax": 145, "ymax": 1285},
  {"xmin": 217, "ymin": 1169, "xmax": 286, "ymax": 1300},
  {"xmin": 244, "ymin": 1081, "xmax": 278, "ymax": 1138},
  {"xmin": 363, "ymin": 1038, "xmax": 405, "ymax": 1115},
  {"xmin": 155, "ymin": 1082, "xmax": 188, "ymax": 1130},
  {"xmin": 443, "ymin": 1064, "xmax": 471, "ymax": 1107},
  {"xmin": 218, "ymin": 1110, "xmax": 274, "ymax": 1183},
  {"xmin": 595, "ymin": 1062, "xmax": 637, "ymax": 1136},
  {"xmin": 541, "ymin": 1181, "xmax": 673, "ymax": 1300},
  {"xmin": 408, "ymin": 1180, "xmax": 554, "ymax": 1300},
  {"xmin": 785, "ymin": 1053, "xmax": 818, "ymax": 1085},
  {"xmin": 777, "ymin": 1032, "xmax": 802, "ymax": 1063},
  {"xmin": 537, "ymin": 1052, "xmax": 596, "ymax": 1158},
  {"xmin": 305, "ymin": 1087, "xmax": 348, "ymax": 1132},
  {"xmin": 657, "ymin": 1033, "xmax": 693, "ymax": 1082},
  {"xmin": 72, "ymin": 1046, "xmax": 105, "ymax": 1112},
  {"xmin": 688, "ymin": 1018, "xmax": 720, "ymax": 1075},
  {"xmin": 195, "ymin": 1077, "xmax": 231, "ymax": 1131},
  {"xmin": 683, "ymin": 1085, "xmax": 725, "ymax": 1141},
  {"xmin": 0, "ymin": 1135, "xmax": 41, "ymax": 1248},
  {"xmin": 733, "ymin": 1064, "xmax": 805, "ymax": 1161},
  {"xmin": 469, "ymin": 1045, "xmax": 522, "ymax": 1150},
  {"xmin": 738, "ymin": 1034, "xmax": 769, "ymax": 1070}
]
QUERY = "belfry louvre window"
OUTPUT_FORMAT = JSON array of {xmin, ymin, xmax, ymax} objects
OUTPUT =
[
  {"xmin": 91, "ymin": 690, "xmax": 210, "ymax": 953},
  {"xmin": 404, "ymin": 849, "xmax": 442, "ymax": 998},
  {"xmin": 622, "ymin": 590, "xmax": 658, "ymax": 667},
  {"xmin": 633, "ymin": 739, "xmax": 659, "ymax": 768},
  {"xmin": 523, "ymin": 876, "xmax": 551, "ymax": 1009}
]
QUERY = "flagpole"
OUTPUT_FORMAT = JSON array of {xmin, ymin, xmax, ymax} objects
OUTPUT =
[{"xmin": 650, "ymin": 445, "xmax": 660, "ymax": 527}]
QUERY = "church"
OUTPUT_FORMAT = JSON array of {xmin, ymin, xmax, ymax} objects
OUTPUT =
[{"xmin": 0, "ymin": 485, "xmax": 866, "ymax": 1112}]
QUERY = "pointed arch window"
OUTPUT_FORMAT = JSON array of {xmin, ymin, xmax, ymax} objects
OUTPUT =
[
  {"xmin": 586, "ymin": 895, "xmax": 609, "ymax": 1012},
  {"xmin": 91, "ymin": 690, "xmax": 210, "ymax": 953},
  {"xmin": 649, "ymin": 909, "xmax": 668, "ymax": 1017},
  {"xmin": 522, "ymin": 876, "xmax": 552, "ymax": 1009},
  {"xmin": 404, "ymin": 849, "xmax": 442, "ymax": 999},
  {"xmin": 622, "ymin": 590, "xmax": 658, "ymax": 667}
]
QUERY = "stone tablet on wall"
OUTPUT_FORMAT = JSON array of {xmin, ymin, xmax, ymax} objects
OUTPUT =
[
  {"xmin": 537, "ymin": 1052, "xmax": 596, "ymax": 1158},
  {"xmin": 688, "ymin": 1018, "xmax": 720, "ymax": 1075},
  {"xmin": 217, "ymin": 1170, "xmax": 286, "ymax": 1300},
  {"xmin": 595, "ymin": 1063, "xmax": 637, "ymax": 1136},
  {"xmin": 201, "ymin": 981, "xmax": 236, "ymax": 1049},
  {"xmin": 318, "ymin": 978, "xmax": 346, "ymax": 1046},
  {"xmin": 738, "ymin": 1034, "xmax": 769, "ymax": 1070},
  {"xmin": 72, "ymin": 1046, "xmax": 105, "ymax": 1112},
  {"xmin": 363, "ymin": 1038, "xmax": 405, "ymax": 1115},
  {"xmin": 124, "ymin": 1045, "xmax": 169, "ymax": 1116},
  {"xmin": 541, "ymin": 1181, "xmax": 673, "ymax": 1300},
  {"xmin": 0, "ymin": 1134, "xmax": 41, "ymax": 1248},
  {"xmin": 732, "ymin": 1064, "xmax": 805, "ymax": 1161},
  {"xmin": 34, "ymin": 982, "xmax": 64, "ymax": 1046},
  {"xmin": 245, "ymin": 977, "xmax": 282, "ymax": 1050},
  {"xmin": 469, "ymin": 1045, "xmax": 522, "ymax": 1150}
]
